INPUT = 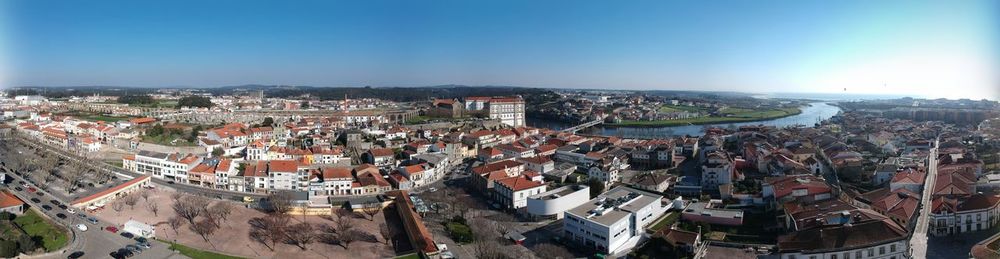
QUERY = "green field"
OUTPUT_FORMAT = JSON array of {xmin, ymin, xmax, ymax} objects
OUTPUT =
[
  {"xmin": 14, "ymin": 210, "xmax": 69, "ymax": 252},
  {"xmin": 658, "ymin": 105, "xmax": 704, "ymax": 113},
  {"xmin": 161, "ymin": 240, "xmax": 245, "ymax": 259},
  {"xmin": 81, "ymin": 115, "xmax": 133, "ymax": 122},
  {"xmin": 611, "ymin": 107, "xmax": 801, "ymax": 127}
]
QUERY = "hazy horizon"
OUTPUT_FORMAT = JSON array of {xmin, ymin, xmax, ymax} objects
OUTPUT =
[{"xmin": 2, "ymin": 0, "xmax": 998, "ymax": 100}]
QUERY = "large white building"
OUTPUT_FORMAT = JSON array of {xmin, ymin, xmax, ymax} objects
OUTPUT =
[
  {"xmin": 563, "ymin": 186, "xmax": 668, "ymax": 255},
  {"xmin": 130, "ymin": 151, "xmax": 202, "ymax": 183},
  {"xmin": 486, "ymin": 96, "xmax": 525, "ymax": 127},
  {"xmin": 526, "ymin": 184, "xmax": 590, "ymax": 220},
  {"xmin": 494, "ymin": 174, "xmax": 546, "ymax": 210}
]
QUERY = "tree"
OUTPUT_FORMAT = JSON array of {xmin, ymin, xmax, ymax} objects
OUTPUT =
[
  {"xmin": 470, "ymin": 218, "xmax": 502, "ymax": 259},
  {"xmin": 379, "ymin": 223, "xmax": 392, "ymax": 246},
  {"xmin": 335, "ymin": 210, "xmax": 354, "ymax": 235},
  {"xmin": 140, "ymin": 189, "xmax": 150, "ymax": 202},
  {"xmin": 262, "ymin": 117, "xmax": 274, "ymax": 127},
  {"xmin": 249, "ymin": 228, "xmax": 273, "ymax": 251},
  {"xmin": 111, "ymin": 200, "xmax": 125, "ymax": 215},
  {"xmin": 208, "ymin": 202, "xmax": 233, "ymax": 225},
  {"xmin": 360, "ymin": 202, "xmax": 383, "ymax": 221},
  {"xmin": 266, "ymin": 191, "xmax": 294, "ymax": 215},
  {"xmin": 172, "ymin": 194, "xmax": 210, "ymax": 224},
  {"xmin": 338, "ymin": 229, "xmax": 360, "ymax": 249},
  {"xmin": 190, "ymin": 219, "xmax": 219, "ymax": 243},
  {"xmin": 147, "ymin": 202, "xmax": 159, "ymax": 217},
  {"xmin": 588, "ymin": 178, "xmax": 606, "ymax": 198},
  {"xmin": 188, "ymin": 125, "xmax": 203, "ymax": 143},
  {"xmin": 285, "ymin": 222, "xmax": 316, "ymax": 250},
  {"xmin": 300, "ymin": 101, "xmax": 310, "ymax": 109},
  {"xmin": 533, "ymin": 243, "xmax": 574, "ymax": 259},
  {"xmin": 147, "ymin": 124, "xmax": 165, "ymax": 137},
  {"xmin": 264, "ymin": 214, "xmax": 290, "ymax": 249},
  {"xmin": 0, "ymin": 240, "xmax": 17, "ymax": 258},
  {"xmin": 117, "ymin": 95, "xmax": 155, "ymax": 105},
  {"xmin": 168, "ymin": 216, "xmax": 185, "ymax": 234},
  {"xmin": 211, "ymin": 147, "xmax": 223, "ymax": 157},
  {"xmin": 176, "ymin": 96, "xmax": 213, "ymax": 108},
  {"xmin": 123, "ymin": 193, "xmax": 140, "ymax": 211}
]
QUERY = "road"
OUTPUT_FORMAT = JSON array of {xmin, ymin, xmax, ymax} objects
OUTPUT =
[
  {"xmin": 8, "ymin": 134, "xmax": 267, "ymax": 201},
  {"xmin": 910, "ymin": 138, "xmax": 940, "ymax": 259},
  {"xmin": 3, "ymin": 166, "xmax": 186, "ymax": 259}
]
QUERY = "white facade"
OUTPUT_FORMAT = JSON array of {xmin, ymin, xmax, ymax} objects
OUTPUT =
[
  {"xmin": 526, "ymin": 185, "xmax": 590, "ymax": 219},
  {"xmin": 487, "ymin": 98, "xmax": 525, "ymax": 127},
  {"xmin": 779, "ymin": 239, "xmax": 909, "ymax": 259}
]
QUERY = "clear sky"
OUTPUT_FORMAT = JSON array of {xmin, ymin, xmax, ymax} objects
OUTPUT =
[{"xmin": 2, "ymin": 0, "xmax": 998, "ymax": 100}]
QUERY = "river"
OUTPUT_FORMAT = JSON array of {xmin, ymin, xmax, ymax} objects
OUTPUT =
[{"xmin": 527, "ymin": 102, "xmax": 842, "ymax": 138}]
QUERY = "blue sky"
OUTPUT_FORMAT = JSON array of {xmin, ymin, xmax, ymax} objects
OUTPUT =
[{"xmin": 2, "ymin": 0, "xmax": 998, "ymax": 100}]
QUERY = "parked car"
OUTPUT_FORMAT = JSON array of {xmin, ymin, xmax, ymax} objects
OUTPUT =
[
  {"xmin": 50, "ymin": 200, "xmax": 61, "ymax": 206},
  {"xmin": 41, "ymin": 205, "xmax": 52, "ymax": 211},
  {"xmin": 121, "ymin": 232, "xmax": 135, "ymax": 239},
  {"xmin": 76, "ymin": 224, "xmax": 88, "ymax": 231},
  {"xmin": 87, "ymin": 217, "xmax": 98, "ymax": 225},
  {"xmin": 135, "ymin": 241, "xmax": 151, "ymax": 249},
  {"xmin": 105, "ymin": 226, "xmax": 119, "ymax": 233},
  {"xmin": 27, "ymin": 187, "xmax": 36, "ymax": 193},
  {"xmin": 13, "ymin": 186, "xmax": 21, "ymax": 191},
  {"xmin": 76, "ymin": 213, "xmax": 87, "ymax": 219},
  {"xmin": 66, "ymin": 208, "xmax": 76, "ymax": 214},
  {"xmin": 58, "ymin": 204, "xmax": 68, "ymax": 210},
  {"xmin": 56, "ymin": 213, "xmax": 66, "ymax": 219},
  {"xmin": 67, "ymin": 251, "xmax": 85, "ymax": 259},
  {"xmin": 30, "ymin": 198, "xmax": 40, "ymax": 203}
]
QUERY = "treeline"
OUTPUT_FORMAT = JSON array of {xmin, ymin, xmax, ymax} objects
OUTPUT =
[
  {"xmin": 176, "ymin": 96, "xmax": 212, "ymax": 108},
  {"xmin": 118, "ymin": 95, "xmax": 155, "ymax": 105},
  {"xmin": 236, "ymin": 86, "xmax": 558, "ymax": 103}
]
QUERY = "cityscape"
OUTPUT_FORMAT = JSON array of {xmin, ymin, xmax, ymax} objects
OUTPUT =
[{"xmin": 1, "ymin": 1, "xmax": 999, "ymax": 259}]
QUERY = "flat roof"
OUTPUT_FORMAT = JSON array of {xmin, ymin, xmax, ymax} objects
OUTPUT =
[
  {"xmin": 566, "ymin": 186, "xmax": 661, "ymax": 226},
  {"xmin": 71, "ymin": 176, "xmax": 150, "ymax": 206},
  {"xmin": 683, "ymin": 201, "xmax": 744, "ymax": 219}
]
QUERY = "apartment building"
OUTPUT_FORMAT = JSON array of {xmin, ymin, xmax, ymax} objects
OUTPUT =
[
  {"xmin": 486, "ymin": 96, "xmax": 525, "ymax": 127},
  {"xmin": 131, "ymin": 151, "xmax": 201, "ymax": 183}
]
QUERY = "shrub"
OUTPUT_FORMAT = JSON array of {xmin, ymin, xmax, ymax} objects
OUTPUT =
[{"xmin": 446, "ymin": 222, "xmax": 473, "ymax": 243}]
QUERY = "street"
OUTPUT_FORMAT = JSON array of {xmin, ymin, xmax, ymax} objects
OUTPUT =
[{"xmin": 3, "ymin": 166, "xmax": 185, "ymax": 259}]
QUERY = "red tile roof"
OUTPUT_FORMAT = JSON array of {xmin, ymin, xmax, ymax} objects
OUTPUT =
[
  {"xmin": 71, "ymin": 176, "xmax": 150, "ymax": 206},
  {"xmin": 268, "ymin": 160, "xmax": 299, "ymax": 173},
  {"xmin": 321, "ymin": 167, "xmax": 354, "ymax": 179},
  {"xmin": 495, "ymin": 175, "xmax": 544, "ymax": 192},
  {"xmin": 370, "ymin": 148, "xmax": 395, "ymax": 157},
  {"xmin": 0, "ymin": 190, "xmax": 24, "ymax": 208}
]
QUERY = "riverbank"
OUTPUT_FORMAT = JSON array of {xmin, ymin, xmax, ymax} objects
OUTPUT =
[{"xmin": 606, "ymin": 107, "xmax": 802, "ymax": 127}]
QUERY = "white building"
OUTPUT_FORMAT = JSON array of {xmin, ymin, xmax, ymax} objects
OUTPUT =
[
  {"xmin": 486, "ymin": 96, "xmax": 525, "ymax": 127},
  {"xmin": 132, "ymin": 151, "xmax": 202, "ymax": 183},
  {"xmin": 494, "ymin": 174, "xmax": 547, "ymax": 210},
  {"xmin": 563, "ymin": 186, "xmax": 668, "ymax": 255},
  {"xmin": 701, "ymin": 151, "xmax": 734, "ymax": 191},
  {"xmin": 526, "ymin": 185, "xmax": 590, "ymax": 220}
]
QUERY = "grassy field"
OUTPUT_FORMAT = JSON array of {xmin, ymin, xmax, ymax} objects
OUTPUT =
[
  {"xmin": 405, "ymin": 115, "xmax": 433, "ymax": 124},
  {"xmin": 658, "ymin": 105, "xmax": 704, "ymax": 113},
  {"xmin": 14, "ymin": 210, "xmax": 69, "ymax": 252},
  {"xmin": 161, "ymin": 240, "xmax": 246, "ymax": 259},
  {"xmin": 611, "ymin": 107, "xmax": 801, "ymax": 127}
]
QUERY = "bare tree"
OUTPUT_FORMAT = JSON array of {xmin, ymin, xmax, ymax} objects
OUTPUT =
[
  {"xmin": 168, "ymin": 216, "xmax": 184, "ymax": 234},
  {"xmin": 338, "ymin": 229, "xmax": 360, "ymax": 249},
  {"xmin": 471, "ymin": 218, "xmax": 503, "ymax": 259},
  {"xmin": 266, "ymin": 191, "xmax": 294, "ymax": 215},
  {"xmin": 190, "ymin": 218, "xmax": 219, "ymax": 243},
  {"xmin": 140, "ymin": 189, "xmax": 150, "ymax": 202},
  {"xmin": 123, "ymin": 192, "xmax": 140, "ymax": 211},
  {"xmin": 172, "ymin": 194, "xmax": 210, "ymax": 224},
  {"xmin": 285, "ymin": 222, "xmax": 316, "ymax": 250},
  {"xmin": 533, "ymin": 243, "xmax": 574, "ymax": 259},
  {"xmin": 335, "ymin": 211, "xmax": 354, "ymax": 235},
  {"xmin": 379, "ymin": 223, "xmax": 392, "ymax": 245},
  {"xmin": 360, "ymin": 202, "xmax": 383, "ymax": 221},
  {"xmin": 249, "ymin": 228, "xmax": 273, "ymax": 251},
  {"xmin": 208, "ymin": 202, "xmax": 233, "ymax": 225},
  {"xmin": 170, "ymin": 192, "xmax": 183, "ymax": 202},
  {"xmin": 147, "ymin": 201, "xmax": 159, "ymax": 217},
  {"xmin": 111, "ymin": 200, "xmax": 125, "ymax": 215}
]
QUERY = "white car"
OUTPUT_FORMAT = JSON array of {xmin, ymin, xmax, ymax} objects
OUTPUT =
[
  {"xmin": 429, "ymin": 187, "xmax": 438, "ymax": 192},
  {"xmin": 66, "ymin": 208, "xmax": 76, "ymax": 214},
  {"xmin": 76, "ymin": 224, "xmax": 88, "ymax": 231}
]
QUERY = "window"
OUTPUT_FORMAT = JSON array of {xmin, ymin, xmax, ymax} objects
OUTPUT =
[
  {"xmin": 890, "ymin": 244, "xmax": 896, "ymax": 252},
  {"xmin": 879, "ymin": 246, "xmax": 885, "ymax": 255}
]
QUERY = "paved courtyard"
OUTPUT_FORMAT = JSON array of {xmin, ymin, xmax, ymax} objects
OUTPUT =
[{"xmin": 92, "ymin": 185, "xmax": 397, "ymax": 259}]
